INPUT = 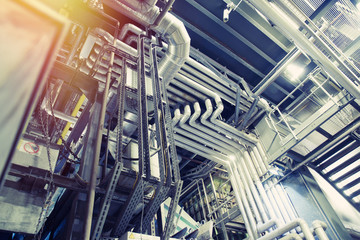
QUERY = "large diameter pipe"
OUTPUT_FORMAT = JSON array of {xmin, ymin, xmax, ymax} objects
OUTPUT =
[
  {"xmin": 247, "ymin": 0, "xmax": 360, "ymax": 99},
  {"xmin": 103, "ymin": 0, "xmax": 190, "ymax": 84}
]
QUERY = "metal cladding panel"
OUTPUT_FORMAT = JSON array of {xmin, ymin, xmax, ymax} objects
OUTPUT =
[
  {"xmin": 0, "ymin": 0, "xmax": 68, "ymax": 188},
  {"xmin": 283, "ymin": 167, "xmax": 352, "ymax": 240}
]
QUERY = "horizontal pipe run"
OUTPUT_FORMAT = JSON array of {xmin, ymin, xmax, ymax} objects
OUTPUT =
[
  {"xmin": 257, "ymin": 218, "xmax": 314, "ymax": 240},
  {"xmin": 312, "ymin": 220, "xmax": 329, "ymax": 240}
]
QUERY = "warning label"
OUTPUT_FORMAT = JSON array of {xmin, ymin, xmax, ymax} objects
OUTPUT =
[{"xmin": 18, "ymin": 140, "xmax": 42, "ymax": 156}]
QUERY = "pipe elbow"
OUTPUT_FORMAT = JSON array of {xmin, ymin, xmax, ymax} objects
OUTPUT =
[
  {"xmin": 172, "ymin": 108, "xmax": 182, "ymax": 127},
  {"xmin": 179, "ymin": 105, "xmax": 191, "ymax": 126},
  {"xmin": 210, "ymin": 97, "xmax": 224, "ymax": 122},
  {"xmin": 189, "ymin": 102, "xmax": 201, "ymax": 125},
  {"xmin": 312, "ymin": 220, "xmax": 327, "ymax": 230},
  {"xmin": 201, "ymin": 99, "xmax": 213, "ymax": 123}
]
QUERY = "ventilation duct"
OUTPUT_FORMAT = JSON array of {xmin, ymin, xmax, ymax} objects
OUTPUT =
[{"xmin": 103, "ymin": 0, "xmax": 190, "ymax": 84}]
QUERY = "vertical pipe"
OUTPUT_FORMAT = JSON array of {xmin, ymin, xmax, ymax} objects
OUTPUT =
[
  {"xmin": 240, "ymin": 152, "xmax": 269, "ymax": 223},
  {"xmin": 83, "ymin": 22, "xmax": 119, "ymax": 239},
  {"xmin": 249, "ymin": 149, "xmax": 263, "ymax": 178},
  {"xmin": 312, "ymin": 220, "xmax": 329, "ymax": 240},
  {"xmin": 200, "ymin": 178, "xmax": 211, "ymax": 219},
  {"xmin": 229, "ymin": 161, "xmax": 258, "ymax": 238},
  {"xmin": 196, "ymin": 181, "xmax": 207, "ymax": 221},
  {"xmin": 275, "ymin": 181, "xmax": 297, "ymax": 221},
  {"xmin": 254, "ymin": 144, "xmax": 269, "ymax": 172},
  {"xmin": 234, "ymin": 157, "xmax": 262, "ymax": 224},
  {"xmin": 268, "ymin": 181, "xmax": 295, "ymax": 234},
  {"xmin": 244, "ymin": 150, "xmax": 282, "ymax": 228},
  {"xmin": 227, "ymin": 167, "xmax": 255, "ymax": 240},
  {"xmin": 209, "ymin": 173, "xmax": 229, "ymax": 240},
  {"xmin": 265, "ymin": 183, "xmax": 286, "ymax": 226}
]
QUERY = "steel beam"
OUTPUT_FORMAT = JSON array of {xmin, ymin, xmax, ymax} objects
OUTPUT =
[
  {"xmin": 185, "ymin": 0, "xmax": 277, "ymax": 66},
  {"xmin": 172, "ymin": 14, "xmax": 265, "ymax": 78}
]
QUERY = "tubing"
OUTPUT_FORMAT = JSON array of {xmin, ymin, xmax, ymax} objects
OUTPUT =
[
  {"xmin": 246, "ymin": 0, "xmax": 360, "ymax": 99},
  {"xmin": 257, "ymin": 218, "xmax": 314, "ymax": 240},
  {"xmin": 279, "ymin": 233, "xmax": 302, "ymax": 240},
  {"xmin": 312, "ymin": 220, "xmax": 329, "ymax": 240},
  {"xmin": 239, "ymin": 152, "xmax": 268, "ymax": 223},
  {"xmin": 103, "ymin": 0, "xmax": 190, "ymax": 85}
]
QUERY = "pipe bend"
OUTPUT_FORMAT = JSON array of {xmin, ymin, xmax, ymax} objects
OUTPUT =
[
  {"xmin": 172, "ymin": 108, "xmax": 182, "ymax": 127},
  {"xmin": 201, "ymin": 99, "xmax": 213, "ymax": 123},
  {"xmin": 179, "ymin": 105, "xmax": 191, "ymax": 126},
  {"xmin": 312, "ymin": 220, "xmax": 327, "ymax": 230},
  {"xmin": 189, "ymin": 102, "xmax": 201, "ymax": 125}
]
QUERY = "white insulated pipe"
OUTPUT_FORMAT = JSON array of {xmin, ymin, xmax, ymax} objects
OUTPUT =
[
  {"xmin": 246, "ymin": 0, "xmax": 360, "ymax": 99},
  {"xmin": 264, "ymin": 183, "xmax": 287, "ymax": 227},
  {"xmin": 249, "ymin": 149, "xmax": 263, "ymax": 177},
  {"xmin": 173, "ymin": 138, "xmax": 256, "ymax": 239},
  {"xmin": 243, "ymin": 151, "xmax": 281, "ymax": 228},
  {"xmin": 233, "ymin": 154, "xmax": 263, "ymax": 225},
  {"xmin": 269, "ymin": 181, "xmax": 293, "ymax": 229},
  {"xmin": 279, "ymin": 233, "xmax": 302, "ymax": 240},
  {"xmin": 274, "ymin": 180, "xmax": 298, "ymax": 222},
  {"xmin": 257, "ymin": 218, "xmax": 314, "ymax": 240},
  {"xmin": 239, "ymin": 152, "xmax": 269, "ymax": 223},
  {"xmin": 312, "ymin": 220, "xmax": 329, "ymax": 240},
  {"xmin": 103, "ymin": 0, "xmax": 190, "ymax": 84}
]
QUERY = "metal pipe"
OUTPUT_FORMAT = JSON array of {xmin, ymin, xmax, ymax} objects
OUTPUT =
[
  {"xmin": 237, "ymin": 153, "xmax": 266, "ymax": 224},
  {"xmin": 244, "ymin": 150, "xmax": 282, "ymax": 228},
  {"xmin": 254, "ymin": 143, "xmax": 269, "ymax": 171},
  {"xmin": 209, "ymin": 173, "xmax": 229, "ymax": 240},
  {"xmin": 246, "ymin": 0, "xmax": 360, "ymax": 99},
  {"xmin": 279, "ymin": 233, "xmax": 302, "ymax": 240},
  {"xmin": 253, "ymin": 48, "xmax": 300, "ymax": 96},
  {"xmin": 242, "ymin": 152, "xmax": 269, "ymax": 222},
  {"xmin": 249, "ymin": 149, "xmax": 263, "ymax": 177},
  {"xmin": 196, "ymin": 181, "xmax": 207, "ymax": 221},
  {"xmin": 207, "ymin": 195, "xmax": 235, "ymax": 218},
  {"xmin": 257, "ymin": 218, "xmax": 314, "ymax": 240},
  {"xmin": 227, "ymin": 167, "xmax": 255, "ymax": 240},
  {"xmin": 257, "ymin": 219, "xmax": 277, "ymax": 233},
  {"xmin": 228, "ymin": 159, "xmax": 257, "ymax": 238},
  {"xmin": 264, "ymin": 183, "xmax": 287, "ymax": 227},
  {"xmin": 274, "ymin": 180, "xmax": 298, "ymax": 222},
  {"xmin": 234, "ymin": 155, "xmax": 262, "ymax": 225},
  {"xmin": 83, "ymin": 21, "xmax": 120, "ymax": 240},
  {"xmin": 312, "ymin": 220, "xmax": 329, "ymax": 240},
  {"xmin": 200, "ymin": 178, "xmax": 211, "ymax": 219},
  {"xmin": 268, "ymin": 180, "xmax": 293, "ymax": 227},
  {"xmin": 103, "ymin": 0, "xmax": 190, "ymax": 85}
]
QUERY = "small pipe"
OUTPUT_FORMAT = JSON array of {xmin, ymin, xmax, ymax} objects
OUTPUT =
[
  {"xmin": 257, "ymin": 219, "xmax": 277, "ymax": 233},
  {"xmin": 279, "ymin": 233, "xmax": 302, "ymax": 240},
  {"xmin": 312, "ymin": 220, "xmax": 329, "ymax": 240},
  {"xmin": 257, "ymin": 218, "xmax": 314, "ymax": 240}
]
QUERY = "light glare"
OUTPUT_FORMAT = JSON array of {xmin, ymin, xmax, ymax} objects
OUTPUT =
[{"xmin": 286, "ymin": 64, "xmax": 305, "ymax": 81}]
